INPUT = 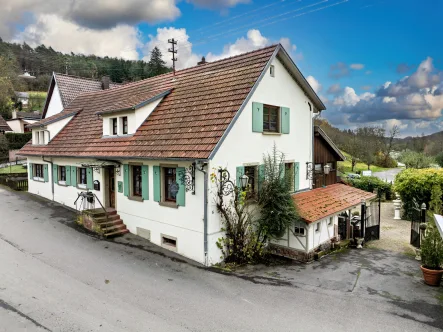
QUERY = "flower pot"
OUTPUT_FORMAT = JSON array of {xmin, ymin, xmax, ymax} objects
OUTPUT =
[{"xmin": 420, "ymin": 265, "xmax": 443, "ymax": 286}]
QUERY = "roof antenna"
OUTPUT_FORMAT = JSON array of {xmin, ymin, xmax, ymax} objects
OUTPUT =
[{"xmin": 168, "ymin": 38, "xmax": 178, "ymax": 76}]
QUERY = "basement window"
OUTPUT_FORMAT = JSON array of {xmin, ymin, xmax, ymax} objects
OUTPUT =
[{"xmin": 161, "ymin": 235, "xmax": 177, "ymax": 251}]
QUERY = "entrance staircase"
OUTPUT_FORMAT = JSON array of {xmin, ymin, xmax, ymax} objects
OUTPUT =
[{"xmin": 82, "ymin": 208, "xmax": 129, "ymax": 238}]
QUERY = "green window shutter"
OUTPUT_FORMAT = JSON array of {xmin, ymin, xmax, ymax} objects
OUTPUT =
[
  {"xmin": 65, "ymin": 166, "xmax": 71, "ymax": 186},
  {"xmin": 294, "ymin": 162, "xmax": 300, "ymax": 191},
  {"xmin": 258, "ymin": 164, "xmax": 265, "ymax": 193},
  {"xmin": 176, "ymin": 167, "xmax": 185, "ymax": 206},
  {"xmin": 280, "ymin": 107, "xmax": 290, "ymax": 134},
  {"xmin": 252, "ymin": 102, "xmax": 263, "ymax": 133},
  {"xmin": 71, "ymin": 166, "xmax": 77, "ymax": 187},
  {"xmin": 142, "ymin": 165, "xmax": 149, "ymax": 200},
  {"xmin": 43, "ymin": 164, "xmax": 49, "ymax": 182},
  {"xmin": 29, "ymin": 163, "xmax": 33, "ymax": 180},
  {"xmin": 123, "ymin": 164, "xmax": 129, "ymax": 197},
  {"xmin": 86, "ymin": 167, "xmax": 93, "ymax": 190},
  {"xmin": 153, "ymin": 166, "xmax": 161, "ymax": 202},
  {"xmin": 236, "ymin": 166, "xmax": 245, "ymax": 188},
  {"xmin": 53, "ymin": 164, "xmax": 58, "ymax": 184}
]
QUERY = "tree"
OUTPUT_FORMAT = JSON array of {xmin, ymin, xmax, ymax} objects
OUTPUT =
[
  {"xmin": 435, "ymin": 152, "xmax": 443, "ymax": 168},
  {"xmin": 147, "ymin": 47, "xmax": 169, "ymax": 77},
  {"xmin": 381, "ymin": 125, "xmax": 400, "ymax": 167},
  {"xmin": 398, "ymin": 151, "xmax": 434, "ymax": 169},
  {"xmin": 257, "ymin": 145, "xmax": 300, "ymax": 241},
  {"xmin": 344, "ymin": 131, "xmax": 361, "ymax": 172},
  {"xmin": 355, "ymin": 126, "xmax": 385, "ymax": 170}
]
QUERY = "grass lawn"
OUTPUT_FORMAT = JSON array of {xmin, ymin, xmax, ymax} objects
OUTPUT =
[
  {"xmin": 0, "ymin": 164, "xmax": 28, "ymax": 174},
  {"xmin": 338, "ymin": 151, "xmax": 389, "ymax": 174}
]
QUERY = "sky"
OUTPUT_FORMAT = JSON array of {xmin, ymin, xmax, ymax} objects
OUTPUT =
[{"xmin": 1, "ymin": 0, "xmax": 442, "ymax": 137}]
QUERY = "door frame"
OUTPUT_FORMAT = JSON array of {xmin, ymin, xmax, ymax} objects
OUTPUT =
[{"xmin": 104, "ymin": 166, "xmax": 116, "ymax": 208}]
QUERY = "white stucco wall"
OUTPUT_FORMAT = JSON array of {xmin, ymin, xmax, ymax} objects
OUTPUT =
[
  {"xmin": 45, "ymin": 83, "xmax": 64, "ymax": 118},
  {"xmin": 102, "ymin": 98, "xmax": 163, "ymax": 137},
  {"xmin": 307, "ymin": 216, "xmax": 337, "ymax": 251},
  {"xmin": 207, "ymin": 57, "xmax": 316, "ymax": 263},
  {"xmin": 27, "ymin": 157, "xmax": 207, "ymax": 264},
  {"xmin": 31, "ymin": 116, "xmax": 73, "ymax": 145},
  {"xmin": 6, "ymin": 119, "xmax": 23, "ymax": 133}
]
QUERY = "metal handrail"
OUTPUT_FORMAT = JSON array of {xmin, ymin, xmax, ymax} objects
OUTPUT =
[{"xmin": 74, "ymin": 190, "xmax": 109, "ymax": 223}]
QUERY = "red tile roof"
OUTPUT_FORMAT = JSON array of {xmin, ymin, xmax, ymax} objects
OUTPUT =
[
  {"xmin": 20, "ymin": 45, "xmax": 278, "ymax": 159},
  {"xmin": 0, "ymin": 115, "xmax": 12, "ymax": 132},
  {"xmin": 293, "ymin": 184, "xmax": 377, "ymax": 223},
  {"xmin": 27, "ymin": 109, "xmax": 82, "ymax": 128},
  {"xmin": 55, "ymin": 74, "xmax": 121, "ymax": 107}
]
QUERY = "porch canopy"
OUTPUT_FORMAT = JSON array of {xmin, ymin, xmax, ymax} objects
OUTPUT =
[{"xmin": 292, "ymin": 183, "xmax": 377, "ymax": 223}]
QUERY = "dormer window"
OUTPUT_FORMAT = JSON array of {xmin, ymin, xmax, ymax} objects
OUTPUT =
[
  {"xmin": 111, "ymin": 118, "xmax": 118, "ymax": 135},
  {"xmin": 33, "ymin": 130, "xmax": 46, "ymax": 145},
  {"xmin": 122, "ymin": 117, "xmax": 128, "ymax": 135}
]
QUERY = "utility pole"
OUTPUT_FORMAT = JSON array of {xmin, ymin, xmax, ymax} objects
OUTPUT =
[{"xmin": 168, "ymin": 38, "xmax": 178, "ymax": 75}]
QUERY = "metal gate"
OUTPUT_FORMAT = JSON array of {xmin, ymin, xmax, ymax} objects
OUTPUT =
[
  {"xmin": 363, "ymin": 198, "xmax": 381, "ymax": 242},
  {"xmin": 406, "ymin": 199, "xmax": 425, "ymax": 248}
]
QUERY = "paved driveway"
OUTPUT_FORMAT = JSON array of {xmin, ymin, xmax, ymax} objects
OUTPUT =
[
  {"xmin": 373, "ymin": 168, "xmax": 404, "ymax": 183},
  {"xmin": 1, "ymin": 186, "xmax": 442, "ymax": 331}
]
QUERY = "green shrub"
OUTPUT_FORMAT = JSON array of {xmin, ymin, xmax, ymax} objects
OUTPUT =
[
  {"xmin": 394, "ymin": 168, "xmax": 443, "ymax": 217},
  {"xmin": 4, "ymin": 132, "xmax": 32, "ymax": 150},
  {"xmin": 347, "ymin": 176, "xmax": 393, "ymax": 200},
  {"xmin": 421, "ymin": 219, "xmax": 443, "ymax": 269}
]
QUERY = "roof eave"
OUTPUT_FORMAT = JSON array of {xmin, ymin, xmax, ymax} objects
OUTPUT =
[{"xmin": 276, "ymin": 46, "xmax": 326, "ymax": 112}]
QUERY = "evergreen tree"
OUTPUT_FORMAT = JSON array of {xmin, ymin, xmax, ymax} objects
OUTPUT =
[{"xmin": 148, "ymin": 47, "xmax": 169, "ymax": 77}]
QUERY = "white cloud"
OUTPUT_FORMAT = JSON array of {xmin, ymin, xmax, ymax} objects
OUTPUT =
[
  {"xmin": 350, "ymin": 63, "xmax": 364, "ymax": 70},
  {"xmin": 306, "ymin": 75, "xmax": 322, "ymax": 94},
  {"xmin": 14, "ymin": 14, "xmax": 141, "ymax": 60},
  {"xmin": 1, "ymin": 0, "xmax": 181, "ymax": 39},
  {"xmin": 327, "ymin": 83, "xmax": 341, "ymax": 95},
  {"xmin": 188, "ymin": 0, "xmax": 250, "ymax": 9}
]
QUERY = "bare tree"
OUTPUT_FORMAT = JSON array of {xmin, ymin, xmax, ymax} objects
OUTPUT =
[{"xmin": 382, "ymin": 125, "xmax": 400, "ymax": 166}]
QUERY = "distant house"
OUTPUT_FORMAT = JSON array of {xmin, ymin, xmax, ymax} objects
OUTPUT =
[
  {"xmin": 42, "ymin": 73, "xmax": 121, "ymax": 119},
  {"xmin": 14, "ymin": 92, "xmax": 29, "ymax": 107},
  {"xmin": 0, "ymin": 115, "xmax": 12, "ymax": 134},
  {"xmin": 6, "ymin": 110, "xmax": 41, "ymax": 133}
]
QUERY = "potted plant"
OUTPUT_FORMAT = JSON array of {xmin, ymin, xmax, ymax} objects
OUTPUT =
[{"xmin": 420, "ymin": 220, "xmax": 443, "ymax": 286}]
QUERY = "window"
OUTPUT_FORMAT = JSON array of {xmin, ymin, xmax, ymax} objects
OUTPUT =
[
  {"xmin": 263, "ymin": 105, "xmax": 279, "ymax": 133},
  {"xmin": 78, "ymin": 167, "xmax": 87, "ymax": 185},
  {"xmin": 34, "ymin": 164, "xmax": 43, "ymax": 178},
  {"xmin": 161, "ymin": 234, "xmax": 177, "ymax": 251},
  {"xmin": 132, "ymin": 165, "xmax": 142, "ymax": 197},
  {"xmin": 164, "ymin": 167, "xmax": 177, "ymax": 202},
  {"xmin": 244, "ymin": 166, "xmax": 257, "ymax": 193},
  {"xmin": 285, "ymin": 162, "xmax": 294, "ymax": 191},
  {"xmin": 39, "ymin": 131, "xmax": 45, "ymax": 144},
  {"xmin": 294, "ymin": 223, "xmax": 305, "ymax": 236},
  {"xmin": 270, "ymin": 65, "xmax": 275, "ymax": 77},
  {"xmin": 35, "ymin": 131, "xmax": 39, "ymax": 144},
  {"xmin": 59, "ymin": 166, "xmax": 66, "ymax": 182},
  {"xmin": 329, "ymin": 217, "xmax": 333, "ymax": 226},
  {"xmin": 122, "ymin": 117, "xmax": 128, "ymax": 135},
  {"xmin": 112, "ymin": 118, "xmax": 117, "ymax": 135},
  {"xmin": 314, "ymin": 163, "xmax": 322, "ymax": 173},
  {"xmin": 315, "ymin": 222, "xmax": 320, "ymax": 232}
]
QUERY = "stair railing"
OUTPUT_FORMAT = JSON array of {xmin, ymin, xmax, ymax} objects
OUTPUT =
[{"xmin": 74, "ymin": 191, "xmax": 109, "ymax": 224}]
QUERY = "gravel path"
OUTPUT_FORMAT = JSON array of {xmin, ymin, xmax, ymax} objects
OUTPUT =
[{"xmin": 367, "ymin": 202, "xmax": 416, "ymax": 255}]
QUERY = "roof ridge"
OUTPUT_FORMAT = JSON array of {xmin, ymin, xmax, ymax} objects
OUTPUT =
[{"xmin": 54, "ymin": 72, "xmax": 121, "ymax": 84}]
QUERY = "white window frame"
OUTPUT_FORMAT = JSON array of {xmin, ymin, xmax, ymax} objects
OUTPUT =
[
  {"xmin": 270, "ymin": 65, "xmax": 275, "ymax": 77},
  {"xmin": 58, "ymin": 166, "xmax": 66, "ymax": 185},
  {"xmin": 328, "ymin": 216, "xmax": 334, "ymax": 226},
  {"xmin": 33, "ymin": 164, "xmax": 44, "ymax": 181},
  {"xmin": 315, "ymin": 222, "xmax": 320, "ymax": 232},
  {"xmin": 78, "ymin": 167, "xmax": 87, "ymax": 189},
  {"xmin": 294, "ymin": 222, "xmax": 306, "ymax": 237},
  {"xmin": 121, "ymin": 116, "xmax": 128, "ymax": 135}
]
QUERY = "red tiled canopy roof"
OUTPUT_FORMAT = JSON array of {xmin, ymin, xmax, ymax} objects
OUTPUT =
[
  {"xmin": 293, "ymin": 183, "xmax": 377, "ymax": 223},
  {"xmin": 20, "ymin": 45, "xmax": 278, "ymax": 159},
  {"xmin": 27, "ymin": 109, "xmax": 82, "ymax": 129}
]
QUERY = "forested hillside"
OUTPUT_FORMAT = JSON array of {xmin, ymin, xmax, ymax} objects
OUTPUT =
[{"xmin": 0, "ymin": 38, "xmax": 171, "ymax": 91}]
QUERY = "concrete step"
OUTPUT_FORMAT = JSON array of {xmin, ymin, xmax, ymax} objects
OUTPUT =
[
  {"xmin": 88, "ymin": 209, "xmax": 117, "ymax": 218},
  {"xmin": 99, "ymin": 219, "xmax": 124, "ymax": 228},
  {"xmin": 104, "ymin": 229, "xmax": 129, "ymax": 238},
  {"xmin": 102, "ymin": 224, "xmax": 126, "ymax": 234},
  {"xmin": 94, "ymin": 214, "xmax": 121, "ymax": 224}
]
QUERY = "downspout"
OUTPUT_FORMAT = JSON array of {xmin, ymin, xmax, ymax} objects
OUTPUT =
[
  {"xmin": 42, "ymin": 156, "xmax": 54, "ymax": 201},
  {"xmin": 196, "ymin": 161, "xmax": 209, "ymax": 266}
]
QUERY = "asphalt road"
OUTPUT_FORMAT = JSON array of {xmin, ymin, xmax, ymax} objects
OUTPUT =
[
  {"xmin": 0, "ymin": 187, "xmax": 442, "ymax": 332},
  {"xmin": 373, "ymin": 168, "xmax": 403, "ymax": 183}
]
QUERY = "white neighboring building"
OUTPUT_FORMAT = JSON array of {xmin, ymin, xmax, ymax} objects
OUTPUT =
[
  {"xmin": 20, "ymin": 44, "xmax": 331, "ymax": 265},
  {"xmin": 6, "ymin": 110, "xmax": 41, "ymax": 133}
]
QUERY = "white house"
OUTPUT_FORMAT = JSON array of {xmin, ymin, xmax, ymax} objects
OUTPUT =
[
  {"xmin": 6, "ymin": 110, "xmax": 41, "ymax": 133},
  {"xmin": 41, "ymin": 73, "xmax": 121, "ymax": 119},
  {"xmin": 19, "ymin": 44, "xmax": 363, "ymax": 265}
]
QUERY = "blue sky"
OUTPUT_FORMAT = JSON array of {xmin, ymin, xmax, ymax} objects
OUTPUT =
[{"xmin": 2, "ymin": 0, "xmax": 442, "ymax": 136}]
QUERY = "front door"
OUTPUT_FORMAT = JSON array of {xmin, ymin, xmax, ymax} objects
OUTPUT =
[{"xmin": 109, "ymin": 167, "xmax": 115, "ymax": 208}]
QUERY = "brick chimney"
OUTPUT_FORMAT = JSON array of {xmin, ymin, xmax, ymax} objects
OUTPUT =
[
  {"xmin": 101, "ymin": 76, "xmax": 110, "ymax": 90},
  {"xmin": 197, "ymin": 56, "xmax": 207, "ymax": 65}
]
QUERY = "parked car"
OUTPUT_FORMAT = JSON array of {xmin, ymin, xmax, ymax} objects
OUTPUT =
[{"xmin": 347, "ymin": 173, "xmax": 361, "ymax": 179}]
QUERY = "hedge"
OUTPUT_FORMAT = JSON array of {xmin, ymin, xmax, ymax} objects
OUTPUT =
[
  {"xmin": 394, "ymin": 168, "xmax": 443, "ymax": 215},
  {"xmin": 5, "ymin": 133, "xmax": 32, "ymax": 150},
  {"xmin": 344, "ymin": 176, "xmax": 393, "ymax": 200}
]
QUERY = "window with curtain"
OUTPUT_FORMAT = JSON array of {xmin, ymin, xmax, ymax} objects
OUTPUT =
[{"xmin": 132, "ymin": 165, "xmax": 142, "ymax": 196}]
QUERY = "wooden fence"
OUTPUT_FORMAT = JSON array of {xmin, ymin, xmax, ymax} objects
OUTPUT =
[{"xmin": 0, "ymin": 175, "xmax": 28, "ymax": 191}]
